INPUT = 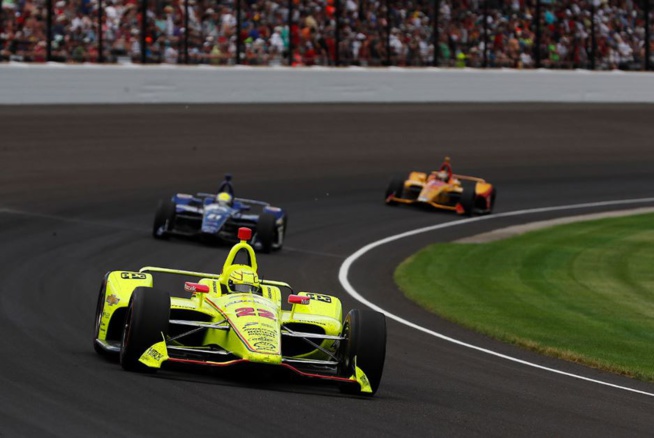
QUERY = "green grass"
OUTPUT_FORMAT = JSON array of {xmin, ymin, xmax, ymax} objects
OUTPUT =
[{"xmin": 395, "ymin": 212, "xmax": 654, "ymax": 380}]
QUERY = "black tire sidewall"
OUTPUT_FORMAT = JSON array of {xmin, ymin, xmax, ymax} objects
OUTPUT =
[
  {"xmin": 338, "ymin": 309, "xmax": 387, "ymax": 395},
  {"xmin": 153, "ymin": 198, "xmax": 175, "ymax": 238},
  {"xmin": 460, "ymin": 182, "xmax": 477, "ymax": 216},
  {"xmin": 256, "ymin": 212, "xmax": 277, "ymax": 253},
  {"xmin": 385, "ymin": 176, "xmax": 405, "ymax": 202},
  {"xmin": 120, "ymin": 287, "xmax": 170, "ymax": 372}
]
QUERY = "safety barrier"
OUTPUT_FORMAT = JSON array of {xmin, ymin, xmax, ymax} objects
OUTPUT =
[{"xmin": 3, "ymin": 64, "xmax": 654, "ymax": 104}]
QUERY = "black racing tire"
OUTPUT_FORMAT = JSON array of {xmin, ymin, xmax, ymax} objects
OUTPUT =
[
  {"xmin": 384, "ymin": 176, "xmax": 405, "ymax": 206},
  {"xmin": 256, "ymin": 212, "xmax": 277, "ymax": 254},
  {"xmin": 338, "ymin": 309, "xmax": 387, "ymax": 396},
  {"xmin": 120, "ymin": 287, "xmax": 170, "ymax": 372},
  {"xmin": 152, "ymin": 198, "xmax": 176, "ymax": 240},
  {"xmin": 460, "ymin": 182, "xmax": 477, "ymax": 216},
  {"xmin": 277, "ymin": 214, "xmax": 288, "ymax": 250},
  {"xmin": 93, "ymin": 277, "xmax": 115, "ymax": 358}
]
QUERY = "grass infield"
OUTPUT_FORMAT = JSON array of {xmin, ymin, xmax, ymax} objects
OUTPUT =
[{"xmin": 395, "ymin": 212, "xmax": 654, "ymax": 381}]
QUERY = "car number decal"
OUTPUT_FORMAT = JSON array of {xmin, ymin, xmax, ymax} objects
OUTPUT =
[
  {"xmin": 304, "ymin": 293, "xmax": 332, "ymax": 303},
  {"xmin": 235, "ymin": 307, "xmax": 276, "ymax": 321}
]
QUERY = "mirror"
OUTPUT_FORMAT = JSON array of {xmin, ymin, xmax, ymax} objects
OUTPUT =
[{"xmin": 288, "ymin": 295, "xmax": 310, "ymax": 305}]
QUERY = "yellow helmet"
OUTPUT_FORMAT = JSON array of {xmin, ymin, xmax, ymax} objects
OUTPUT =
[
  {"xmin": 226, "ymin": 266, "xmax": 261, "ymax": 294},
  {"xmin": 216, "ymin": 192, "xmax": 233, "ymax": 207}
]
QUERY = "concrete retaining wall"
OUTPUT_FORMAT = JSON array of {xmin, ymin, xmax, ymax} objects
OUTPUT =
[{"xmin": 2, "ymin": 63, "xmax": 654, "ymax": 104}]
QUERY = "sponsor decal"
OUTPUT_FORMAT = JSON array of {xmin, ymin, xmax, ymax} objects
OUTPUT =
[
  {"xmin": 253, "ymin": 341, "xmax": 277, "ymax": 351},
  {"xmin": 242, "ymin": 325, "xmax": 279, "ymax": 351},
  {"xmin": 242, "ymin": 327, "xmax": 277, "ymax": 338},
  {"xmin": 147, "ymin": 347, "xmax": 164, "ymax": 362},
  {"xmin": 120, "ymin": 272, "xmax": 147, "ymax": 280},
  {"xmin": 138, "ymin": 339, "xmax": 169, "ymax": 369},
  {"xmin": 106, "ymin": 294, "xmax": 120, "ymax": 305},
  {"xmin": 304, "ymin": 293, "xmax": 332, "ymax": 303},
  {"xmin": 226, "ymin": 298, "xmax": 253, "ymax": 306}
]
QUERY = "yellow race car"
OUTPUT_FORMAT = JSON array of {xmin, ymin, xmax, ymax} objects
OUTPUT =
[
  {"xmin": 385, "ymin": 170, "xmax": 496, "ymax": 215},
  {"xmin": 93, "ymin": 228, "xmax": 386, "ymax": 395}
]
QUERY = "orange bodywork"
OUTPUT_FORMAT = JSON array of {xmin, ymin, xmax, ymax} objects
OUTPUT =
[{"xmin": 387, "ymin": 171, "xmax": 495, "ymax": 214}]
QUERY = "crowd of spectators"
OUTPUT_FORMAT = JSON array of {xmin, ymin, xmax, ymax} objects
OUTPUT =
[{"xmin": 1, "ymin": 0, "xmax": 652, "ymax": 70}]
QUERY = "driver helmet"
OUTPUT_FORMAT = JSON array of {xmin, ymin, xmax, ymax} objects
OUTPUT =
[
  {"xmin": 216, "ymin": 192, "xmax": 233, "ymax": 207},
  {"xmin": 227, "ymin": 267, "xmax": 261, "ymax": 294}
]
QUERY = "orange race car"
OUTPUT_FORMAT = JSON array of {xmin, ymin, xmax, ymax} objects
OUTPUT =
[{"xmin": 384, "ymin": 158, "xmax": 496, "ymax": 215}]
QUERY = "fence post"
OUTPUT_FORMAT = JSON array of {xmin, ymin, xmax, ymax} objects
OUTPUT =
[
  {"xmin": 432, "ymin": 0, "xmax": 439, "ymax": 66},
  {"xmin": 335, "ymin": 0, "xmax": 340, "ymax": 65},
  {"xmin": 140, "ymin": 0, "xmax": 146, "ymax": 63},
  {"xmin": 184, "ymin": 0, "xmax": 189, "ymax": 64},
  {"xmin": 534, "ymin": 0, "xmax": 541, "ymax": 68},
  {"xmin": 386, "ymin": 0, "xmax": 391, "ymax": 66},
  {"xmin": 98, "ymin": 0, "xmax": 104, "ymax": 62},
  {"xmin": 236, "ymin": 0, "xmax": 241, "ymax": 64},
  {"xmin": 288, "ymin": 0, "xmax": 293, "ymax": 66},
  {"xmin": 590, "ymin": 0, "xmax": 596, "ymax": 69},
  {"xmin": 482, "ymin": 0, "xmax": 488, "ymax": 68},
  {"xmin": 46, "ymin": 0, "xmax": 52, "ymax": 61},
  {"xmin": 646, "ymin": 0, "xmax": 651, "ymax": 71}
]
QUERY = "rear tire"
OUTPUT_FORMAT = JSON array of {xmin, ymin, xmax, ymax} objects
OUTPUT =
[
  {"xmin": 277, "ymin": 215, "xmax": 288, "ymax": 250},
  {"xmin": 385, "ymin": 176, "xmax": 405, "ymax": 206},
  {"xmin": 338, "ymin": 309, "xmax": 387, "ymax": 395},
  {"xmin": 256, "ymin": 213, "xmax": 277, "ymax": 253},
  {"xmin": 120, "ymin": 287, "xmax": 170, "ymax": 372},
  {"xmin": 153, "ymin": 199, "xmax": 175, "ymax": 240},
  {"xmin": 460, "ymin": 182, "xmax": 477, "ymax": 216}
]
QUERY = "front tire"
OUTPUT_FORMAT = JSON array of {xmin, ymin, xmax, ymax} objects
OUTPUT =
[
  {"xmin": 338, "ymin": 309, "xmax": 387, "ymax": 395},
  {"xmin": 459, "ymin": 182, "xmax": 477, "ymax": 216},
  {"xmin": 153, "ymin": 198, "xmax": 176, "ymax": 240},
  {"xmin": 120, "ymin": 287, "xmax": 170, "ymax": 372},
  {"xmin": 256, "ymin": 213, "xmax": 278, "ymax": 253},
  {"xmin": 385, "ymin": 176, "xmax": 405, "ymax": 206}
]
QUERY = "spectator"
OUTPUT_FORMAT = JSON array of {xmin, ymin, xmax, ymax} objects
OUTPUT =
[{"xmin": 0, "ymin": 0, "xmax": 649, "ymax": 70}]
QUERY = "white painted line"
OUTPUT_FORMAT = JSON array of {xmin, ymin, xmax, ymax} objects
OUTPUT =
[{"xmin": 338, "ymin": 197, "xmax": 654, "ymax": 398}]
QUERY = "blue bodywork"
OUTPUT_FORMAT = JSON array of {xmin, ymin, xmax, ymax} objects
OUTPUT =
[{"xmin": 161, "ymin": 192, "xmax": 286, "ymax": 249}]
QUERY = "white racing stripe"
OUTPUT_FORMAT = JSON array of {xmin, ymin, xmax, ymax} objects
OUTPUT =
[{"xmin": 338, "ymin": 197, "xmax": 654, "ymax": 398}]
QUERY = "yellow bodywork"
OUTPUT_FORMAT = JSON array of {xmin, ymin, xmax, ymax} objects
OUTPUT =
[
  {"xmin": 97, "ymin": 230, "xmax": 378, "ymax": 395},
  {"xmin": 96, "ymin": 271, "xmax": 153, "ymax": 343},
  {"xmin": 139, "ymin": 337, "xmax": 169, "ymax": 368}
]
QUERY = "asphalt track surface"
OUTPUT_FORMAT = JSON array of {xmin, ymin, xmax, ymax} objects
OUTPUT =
[{"xmin": 1, "ymin": 104, "xmax": 654, "ymax": 437}]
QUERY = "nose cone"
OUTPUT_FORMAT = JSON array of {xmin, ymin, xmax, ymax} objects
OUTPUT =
[{"xmin": 222, "ymin": 294, "xmax": 282, "ymax": 363}]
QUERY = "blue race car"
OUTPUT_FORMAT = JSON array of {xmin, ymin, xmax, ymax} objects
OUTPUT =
[{"xmin": 152, "ymin": 191, "xmax": 287, "ymax": 253}]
